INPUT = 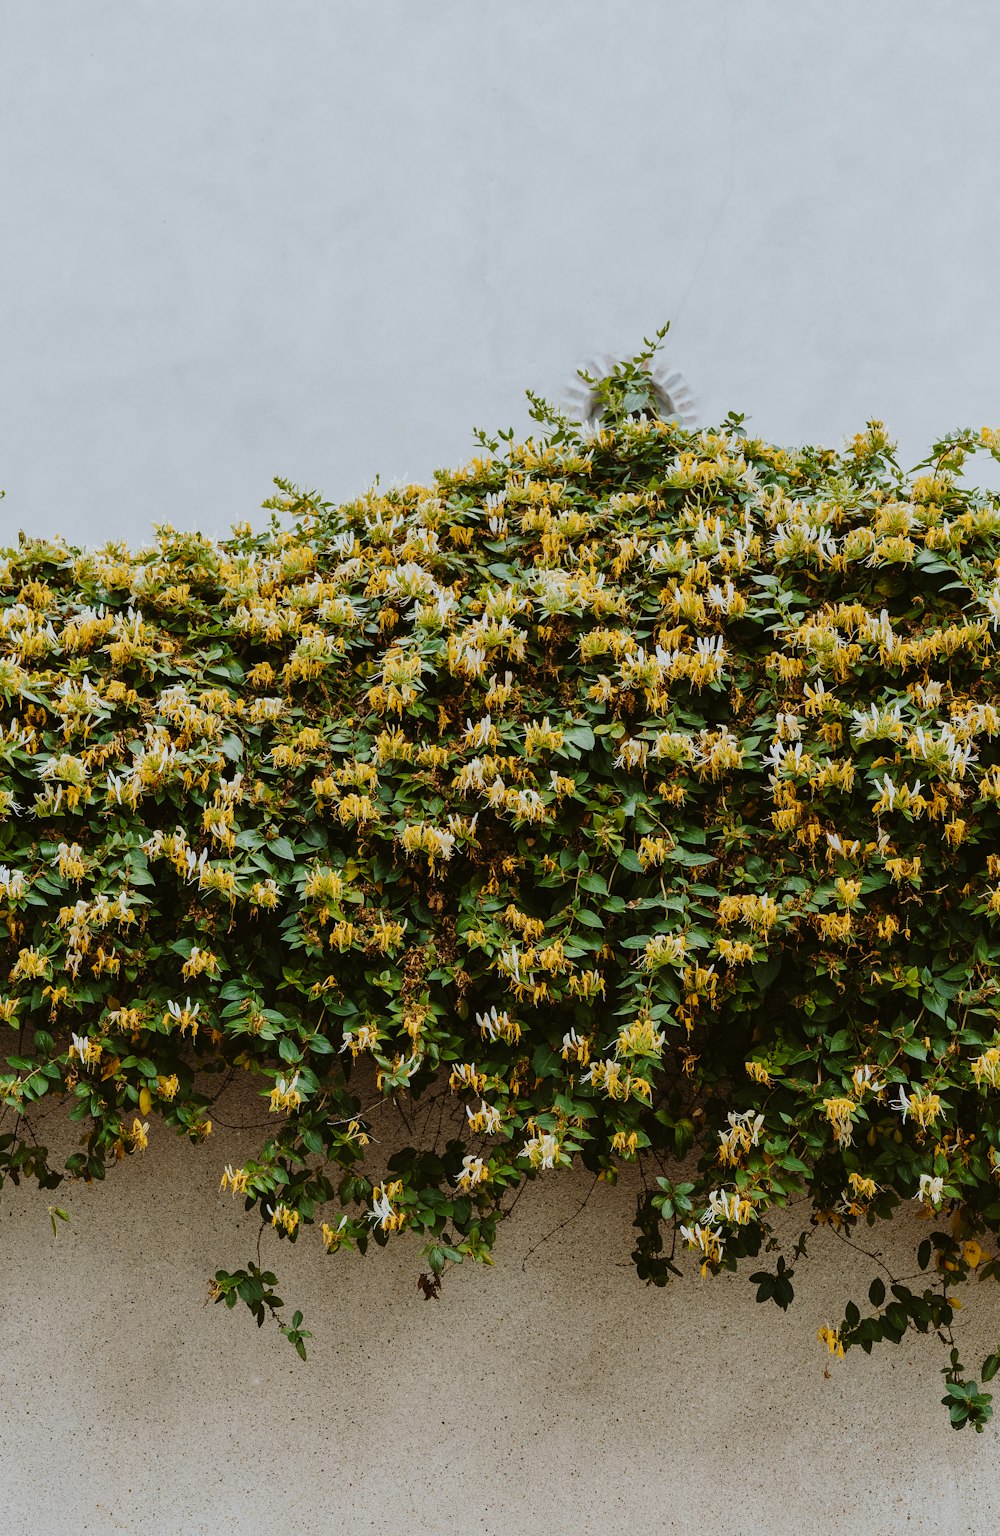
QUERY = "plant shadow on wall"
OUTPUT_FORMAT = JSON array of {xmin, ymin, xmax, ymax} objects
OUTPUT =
[{"xmin": 5, "ymin": 327, "xmax": 1000, "ymax": 1430}]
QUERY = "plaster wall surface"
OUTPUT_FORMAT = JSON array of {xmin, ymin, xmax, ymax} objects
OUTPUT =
[
  {"xmin": 3, "ymin": 0, "xmax": 1000, "ymax": 548},
  {"xmin": 1, "ymin": 1084, "xmax": 996, "ymax": 1536}
]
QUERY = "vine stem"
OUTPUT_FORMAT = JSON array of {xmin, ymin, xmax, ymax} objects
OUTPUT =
[
  {"xmin": 520, "ymin": 1174, "xmax": 600, "ymax": 1271},
  {"xmin": 829, "ymin": 1221, "xmax": 930, "ymax": 1288}
]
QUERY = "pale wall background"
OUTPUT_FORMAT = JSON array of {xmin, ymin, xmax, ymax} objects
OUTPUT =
[
  {"xmin": 3, "ymin": 0, "xmax": 1000, "ymax": 549},
  {"xmin": 2, "ymin": 1083, "xmax": 999, "ymax": 1536},
  {"xmin": 3, "ymin": 2, "xmax": 1000, "ymax": 1531}
]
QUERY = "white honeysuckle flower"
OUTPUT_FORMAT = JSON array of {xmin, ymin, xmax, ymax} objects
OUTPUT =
[
  {"xmin": 727, "ymin": 1110, "xmax": 764, "ymax": 1145},
  {"xmin": 456, "ymin": 1155, "xmax": 488, "ymax": 1191},
  {"xmin": 947, "ymin": 741, "xmax": 975, "ymax": 777},
  {"xmin": 71, "ymin": 1033, "xmax": 92, "ymax": 1070},
  {"xmin": 521, "ymin": 1131, "xmax": 560, "ymax": 1170},
  {"xmin": 184, "ymin": 847, "xmax": 209, "ymax": 883},
  {"xmin": 464, "ymin": 714, "xmax": 494, "ymax": 750},
  {"xmin": 167, "ymin": 997, "xmax": 200, "ymax": 1022},
  {"xmin": 851, "ymin": 1065, "xmax": 885, "ymax": 1096},
  {"xmin": 476, "ymin": 1006, "xmax": 501, "ymax": 1040},
  {"xmin": 916, "ymin": 1174, "xmax": 945, "ymax": 1208},
  {"xmin": 891, "ymin": 1087, "xmax": 911, "ymax": 1123},
  {"xmin": 466, "ymin": 1101, "xmax": 501, "ymax": 1134},
  {"xmin": 368, "ymin": 1189, "xmax": 395, "ymax": 1227}
]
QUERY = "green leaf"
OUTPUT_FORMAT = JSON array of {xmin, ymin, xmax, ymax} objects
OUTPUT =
[
  {"xmin": 578, "ymin": 872, "xmax": 608, "ymax": 896},
  {"xmin": 268, "ymin": 837, "xmax": 296, "ymax": 861}
]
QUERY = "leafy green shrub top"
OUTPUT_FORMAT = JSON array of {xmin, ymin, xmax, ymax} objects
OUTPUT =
[{"xmin": 6, "ymin": 345, "xmax": 1000, "ymax": 1422}]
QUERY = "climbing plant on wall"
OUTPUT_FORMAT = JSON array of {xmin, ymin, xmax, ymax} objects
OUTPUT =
[{"xmin": 5, "ymin": 331, "xmax": 1000, "ymax": 1426}]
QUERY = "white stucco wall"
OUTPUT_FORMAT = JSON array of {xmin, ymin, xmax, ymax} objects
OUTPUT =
[
  {"xmin": 2, "ymin": 1082, "xmax": 997, "ymax": 1536},
  {"xmin": 3, "ymin": 0, "xmax": 1000, "ymax": 550},
  {"xmin": 3, "ymin": 4, "xmax": 1000, "ymax": 1530}
]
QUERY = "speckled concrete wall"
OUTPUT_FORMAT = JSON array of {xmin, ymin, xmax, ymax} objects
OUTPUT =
[{"xmin": 0, "ymin": 1080, "xmax": 995, "ymax": 1535}]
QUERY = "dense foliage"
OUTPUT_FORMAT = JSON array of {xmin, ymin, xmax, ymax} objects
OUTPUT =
[{"xmin": 6, "ymin": 339, "xmax": 1000, "ymax": 1424}]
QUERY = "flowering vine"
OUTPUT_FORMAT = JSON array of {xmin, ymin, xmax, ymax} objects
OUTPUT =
[{"xmin": 4, "ymin": 335, "xmax": 1000, "ymax": 1425}]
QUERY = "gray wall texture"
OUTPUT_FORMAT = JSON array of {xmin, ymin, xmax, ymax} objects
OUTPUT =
[
  {"xmin": 2, "ymin": 1082, "xmax": 999, "ymax": 1535},
  {"xmin": 3, "ymin": 2, "xmax": 1000, "ymax": 1530},
  {"xmin": 3, "ymin": 0, "xmax": 1000, "ymax": 549}
]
